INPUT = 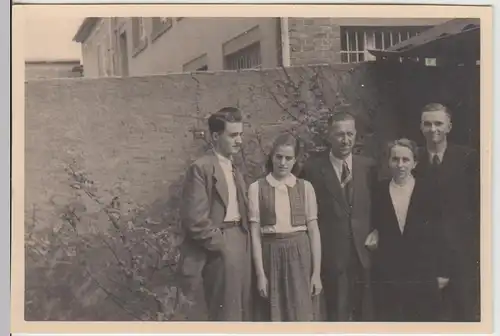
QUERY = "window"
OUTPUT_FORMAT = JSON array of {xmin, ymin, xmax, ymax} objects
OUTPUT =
[
  {"xmin": 340, "ymin": 26, "xmax": 430, "ymax": 63},
  {"xmin": 224, "ymin": 42, "xmax": 262, "ymax": 70},
  {"xmin": 151, "ymin": 17, "xmax": 173, "ymax": 41},
  {"xmin": 131, "ymin": 17, "xmax": 147, "ymax": 56},
  {"xmin": 183, "ymin": 54, "xmax": 208, "ymax": 72}
]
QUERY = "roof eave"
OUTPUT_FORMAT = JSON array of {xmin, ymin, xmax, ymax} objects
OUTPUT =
[
  {"xmin": 368, "ymin": 23, "xmax": 480, "ymax": 58},
  {"xmin": 73, "ymin": 18, "xmax": 100, "ymax": 43}
]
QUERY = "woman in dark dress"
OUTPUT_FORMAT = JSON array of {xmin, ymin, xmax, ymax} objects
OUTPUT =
[{"xmin": 365, "ymin": 138, "xmax": 450, "ymax": 321}]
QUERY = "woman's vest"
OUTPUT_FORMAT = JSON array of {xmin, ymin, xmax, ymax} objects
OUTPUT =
[{"xmin": 258, "ymin": 177, "xmax": 307, "ymax": 227}]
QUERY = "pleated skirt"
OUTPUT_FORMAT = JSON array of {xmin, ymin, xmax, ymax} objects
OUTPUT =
[{"xmin": 254, "ymin": 231, "xmax": 323, "ymax": 321}]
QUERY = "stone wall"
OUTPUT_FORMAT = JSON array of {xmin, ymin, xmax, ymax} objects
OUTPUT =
[{"xmin": 26, "ymin": 63, "xmax": 395, "ymax": 232}]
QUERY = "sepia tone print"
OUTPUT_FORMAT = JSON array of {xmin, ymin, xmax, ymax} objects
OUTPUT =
[{"xmin": 15, "ymin": 5, "xmax": 492, "ymax": 334}]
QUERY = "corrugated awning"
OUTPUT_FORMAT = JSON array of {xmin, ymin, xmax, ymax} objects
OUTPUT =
[{"xmin": 368, "ymin": 18, "xmax": 480, "ymax": 58}]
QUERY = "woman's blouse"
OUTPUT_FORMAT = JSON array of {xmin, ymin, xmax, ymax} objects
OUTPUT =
[
  {"xmin": 248, "ymin": 173, "xmax": 318, "ymax": 234},
  {"xmin": 389, "ymin": 176, "xmax": 416, "ymax": 233}
]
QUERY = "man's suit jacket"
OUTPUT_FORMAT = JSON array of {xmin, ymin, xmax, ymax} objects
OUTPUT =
[
  {"xmin": 178, "ymin": 150, "xmax": 249, "ymax": 281},
  {"xmin": 414, "ymin": 143, "xmax": 480, "ymax": 265},
  {"xmin": 301, "ymin": 151, "xmax": 377, "ymax": 272}
]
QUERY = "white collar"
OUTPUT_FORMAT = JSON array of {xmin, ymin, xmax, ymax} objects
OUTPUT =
[
  {"xmin": 427, "ymin": 143, "xmax": 447, "ymax": 162},
  {"xmin": 329, "ymin": 151, "xmax": 353, "ymax": 170},
  {"xmin": 266, "ymin": 173, "xmax": 297, "ymax": 188},
  {"xmin": 390, "ymin": 176, "xmax": 415, "ymax": 190},
  {"xmin": 214, "ymin": 150, "xmax": 233, "ymax": 167}
]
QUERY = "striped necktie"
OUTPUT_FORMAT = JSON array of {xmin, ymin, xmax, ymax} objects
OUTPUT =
[
  {"xmin": 231, "ymin": 162, "xmax": 245, "ymax": 218},
  {"xmin": 341, "ymin": 160, "xmax": 353, "ymax": 205}
]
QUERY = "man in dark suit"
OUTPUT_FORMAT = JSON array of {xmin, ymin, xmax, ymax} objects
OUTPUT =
[
  {"xmin": 178, "ymin": 107, "xmax": 252, "ymax": 321},
  {"xmin": 300, "ymin": 112, "xmax": 377, "ymax": 321},
  {"xmin": 414, "ymin": 103, "xmax": 480, "ymax": 322}
]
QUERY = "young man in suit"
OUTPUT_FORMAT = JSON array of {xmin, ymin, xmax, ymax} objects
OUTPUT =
[
  {"xmin": 300, "ymin": 112, "xmax": 377, "ymax": 321},
  {"xmin": 178, "ymin": 107, "xmax": 252, "ymax": 321},
  {"xmin": 415, "ymin": 103, "xmax": 480, "ymax": 322}
]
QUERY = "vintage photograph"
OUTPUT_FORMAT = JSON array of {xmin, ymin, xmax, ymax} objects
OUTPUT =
[{"xmin": 18, "ymin": 5, "xmax": 490, "ymax": 332}]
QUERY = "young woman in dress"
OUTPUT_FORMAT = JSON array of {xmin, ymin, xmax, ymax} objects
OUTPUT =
[
  {"xmin": 248, "ymin": 133, "xmax": 322, "ymax": 321},
  {"xmin": 365, "ymin": 138, "xmax": 450, "ymax": 321}
]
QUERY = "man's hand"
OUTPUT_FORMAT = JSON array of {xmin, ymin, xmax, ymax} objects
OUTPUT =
[
  {"xmin": 365, "ymin": 229, "xmax": 379, "ymax": 251},
  {"xmin": 437, "ymin": 277, "xmax": 450, "ymax": 289}
]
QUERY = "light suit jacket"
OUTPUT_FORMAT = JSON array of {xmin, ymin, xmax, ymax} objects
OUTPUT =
[{"xmin": 178, "ymin": 150, "xmax": 249, "ymax": 282}]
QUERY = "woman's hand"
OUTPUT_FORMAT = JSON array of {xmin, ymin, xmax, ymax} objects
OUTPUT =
[
  {"xmin": 310, "ymin": 273, "xmax": 323, "ymax": 296},
  {"xmin": 365, "ymin": 229, "xmax": 379, "ymax": 251},
  {"xmin": 437, "ymin": 277, "xmax": 450, "ymax": 289},
  {"xmin": 257, "ymin": 274, "xmax": 269, "ymax": 298}
]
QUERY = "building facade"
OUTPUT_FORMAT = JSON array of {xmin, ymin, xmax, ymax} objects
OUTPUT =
[{"xmin": 73, "ymin": 17, "xmax": 449, "ymax": 78}]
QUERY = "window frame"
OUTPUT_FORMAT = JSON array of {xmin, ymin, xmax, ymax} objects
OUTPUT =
[
  {"xmin": 224, "ymin": 41, "xmax": 262, "ymax": 71},
  {"xmin": 339, "ymin": 26, "xmax": 431, "ymax": 64},
  {"xmin": 151, "ymin": 17, "xmax": 173, "ymax": 42}
]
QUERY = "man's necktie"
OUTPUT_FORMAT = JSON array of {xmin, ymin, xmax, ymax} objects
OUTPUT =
[
  {"xmin": 231, "ymin": 162, "xmax": 239, "ymax": 187},
  {"xmin": 430, "ymin": 154, "xmax": 441, "ymax": 176},
  {"xmin": 341, "ymin": 160, "xmax": 353, "ymax": 205},
  {"xmin": 231, "ymin": 162, "xmax": 244, "ymax": 221},
  {"xmin": 432, "ymin": 154, "xmax": 441, "ymax": 167}
]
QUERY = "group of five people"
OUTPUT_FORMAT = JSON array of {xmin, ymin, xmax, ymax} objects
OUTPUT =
[{"xmin": 179, "ymin": 102, "xmax": 480, "ymax": 322}]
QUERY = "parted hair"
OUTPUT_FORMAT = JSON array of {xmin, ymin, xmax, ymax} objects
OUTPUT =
[
  {"xmin": 327, "ymin": 111, "xmax": 356, "ymax": 127},
  {"xmin": 208, "ymin": 106, "xmax": 243, "ymax": 135},
  {"xmin": 421, "ymin": 102, "xmax": 453, "ymax": 120},
  {"xmin": 386, "ymin": 138, "xmax": 419, "ymax": 162},
  {"xmin": 265, "ymin": 133, "xmax": 303, "ymax": 176}
]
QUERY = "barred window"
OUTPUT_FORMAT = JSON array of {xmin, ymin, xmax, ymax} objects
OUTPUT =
[
  {"xmin": 340, "ymin": 26, "xmax": 430, "ymax": 63},
  {"xmin": 224, "ymin": 42, "xmax": 262, "ymax": 70}
]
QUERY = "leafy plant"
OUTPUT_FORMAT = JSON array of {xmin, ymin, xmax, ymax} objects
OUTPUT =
[{"xmin": 25, "ymin": 161, "xmax": 192, "ymax": 321}]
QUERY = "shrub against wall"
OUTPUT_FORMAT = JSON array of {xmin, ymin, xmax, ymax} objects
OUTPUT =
[
  {"xmin": 25, "ymin": 64, "xmax": 394, "ymax": 320},
  {"xmin": 25, "ymin": 160, "xmax": 194, "ymax": 321}
]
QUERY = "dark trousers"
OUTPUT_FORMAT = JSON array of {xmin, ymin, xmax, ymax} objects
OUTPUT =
[
  {"xmin": 374, "ymin": 279, "xmax": 441, "ymax": 321},
  {"xmin": 323, "ymin": 240, "xmax": 373, "ymax": 321},
  {"xmin": 202, "ymin": 226, "xmax": 253, "ymax": 321},
  {"xmin": 440, "ymin": 262, "xmax": 480, "ymax": 322}
]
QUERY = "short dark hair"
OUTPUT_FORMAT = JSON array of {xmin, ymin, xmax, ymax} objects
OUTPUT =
[
  {"xmin": 208, "ymin": 106, "xmax": 243, "ymax": 135},
  {"xmin": 387, "ymin": 138, "xmax": 419, "ymax": 162},
  {"xmin": 327, "ymin": 111, "xmax": 356, "ymax": 127},
  {"xmin": 265, "ymin": 133, "xmax": 303, "ymax": 176},
  {"xmin": 421, "ymin": 103, "xmax": 453, "ymax": 120}
]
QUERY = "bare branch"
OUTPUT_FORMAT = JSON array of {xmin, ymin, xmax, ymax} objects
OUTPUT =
[{"xmin": 84, "ymin": 267, "xmax": 144, "ymax": 321}]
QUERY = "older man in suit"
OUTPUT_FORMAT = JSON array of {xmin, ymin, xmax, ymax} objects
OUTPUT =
[
  {"xmin": 414, "ymin": 103, "xmax": 480, "ymax": 322},
  {"xmin": 301, "ymin": 112, "xmax": 377, "ymax": 321},
  {"xmin": 178, "ymin": 106, "xmax": 252, "ymax": 321}
]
